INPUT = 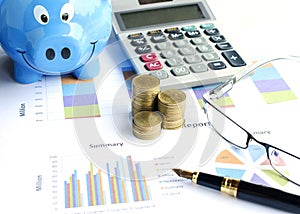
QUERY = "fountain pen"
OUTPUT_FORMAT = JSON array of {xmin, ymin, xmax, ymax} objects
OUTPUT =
[{"xmin": 173, "ymin": 169, "xmax": 300, "ymax": 212}]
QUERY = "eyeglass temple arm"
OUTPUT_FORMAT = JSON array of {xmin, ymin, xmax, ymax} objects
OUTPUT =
[{"xmin": 208, "ymin": 55, "xmax": 300, "ymax": 100}]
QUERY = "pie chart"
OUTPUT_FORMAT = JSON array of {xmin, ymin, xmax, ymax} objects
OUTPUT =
[{"xmin": 215, "ymin": 144, "xmax": 289, "ymax": 187}]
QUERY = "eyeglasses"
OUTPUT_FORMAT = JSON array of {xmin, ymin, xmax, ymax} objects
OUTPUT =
[{"xmin": 202, "ymin": 56, "xmax": 300, "ymax": 186}]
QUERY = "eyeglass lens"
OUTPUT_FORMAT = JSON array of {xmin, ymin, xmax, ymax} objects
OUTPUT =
[
  {"xmin": 268, "ymin": 147, "xmax": 300, "ymax": 185},
  {"xmin": 205, "ymin": 102, "xmax": 248, "ymax": 148},
  {"xmin": 205, "ymin": 102, "xmax": 300, "ymax": 185}
]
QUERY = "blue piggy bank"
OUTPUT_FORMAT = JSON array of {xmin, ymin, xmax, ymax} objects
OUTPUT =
[{"xmin": 0, "ymin": 0, "xmax": 112, "ymax": 84}]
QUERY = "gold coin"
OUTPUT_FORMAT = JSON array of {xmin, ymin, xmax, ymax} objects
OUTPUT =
[
  {"xmin": 133, "ymin": 122, "xmax": 161, "ymax": 133},
  {"xmin": 158, "ymin": 89, "xmax": 186, "ymax": 105},
  {"xmin": 157, "ymin": 89, "xmax": 186, "ymax": 130},
  {"xmin": 131, "ymin": 75, "xmax": 160, "ymax": 116},
  {"xmin": 162, "ymin": 118, "xmax": 185, "ymax": 130},
  {"xmin": 133, "ymin": 111, "xmax": 162, "ymax": 128},
  {"xmin": 132, "ymin": 128, "xmax": 161, "ymax": 140},
  {"xmin": 132, "ymin": 111, "xmax": 162, "ymax": 140},
  {"xmin": 132, "ymin": 75, "xmax": 160, "ymax": 92},
  {"xmin": 158, "ymin": 102, "xmax": 184, "ymax": 115},
  {"xmin": 158, "ymin": 89, "xmax": 186, "ymax": 118},
  {"xmin": 131, "ymin": 100, "xmax": 157, "ymax": 116}
]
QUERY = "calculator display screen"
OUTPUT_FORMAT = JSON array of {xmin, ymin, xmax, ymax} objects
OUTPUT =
[{"xmin": 119, "ymin": 4, "xmax": 206, "ymax": 30}]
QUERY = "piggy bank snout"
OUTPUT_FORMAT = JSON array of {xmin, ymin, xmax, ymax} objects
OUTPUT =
[
  {"xmin": 36, "ymin": 36, "xmax": 79, "ymax": 62},
  {"xmin": 32, "ymin": 36, "xmax": 83, "ymax": 72},
  {"xmin": 45, "ymin": 47, "xmax": 71, "ymax": 60}
]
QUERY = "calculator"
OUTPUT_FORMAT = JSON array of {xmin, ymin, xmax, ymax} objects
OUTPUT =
[{"xmin": 112, "ymin": 0, "xmax": 249, "ymax": 89}]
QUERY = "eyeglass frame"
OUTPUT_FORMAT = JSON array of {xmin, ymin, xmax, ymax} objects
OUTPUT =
[{"xmin": 202, "ymin": 55, "xmax": 300, "ymax": 186}]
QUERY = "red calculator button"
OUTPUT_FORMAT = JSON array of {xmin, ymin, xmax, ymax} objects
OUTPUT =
[
  {"xmin": 140, "ymin": 53, "xmax": 157, "ymax": 62},
  {"xmin": 145, "ymin": 61, "xmax": 163, "ymax": 71}
]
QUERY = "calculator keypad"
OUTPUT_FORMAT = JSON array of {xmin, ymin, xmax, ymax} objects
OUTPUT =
[{"xmin": 125, "ymin": 23, "xmax": 247, "ymax": 88}]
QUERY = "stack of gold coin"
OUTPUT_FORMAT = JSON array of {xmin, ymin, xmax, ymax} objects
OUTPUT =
[
  {"xmin": 132, "ymin": 111, "xmax": 162, "ymax": 140},
  {"xmin": 131, "ymin": 74, "xmax": 160, "ymax": 116},
  {"xmin": 158, "ymin": 89, "xmax": 186, "ymax": 130}
]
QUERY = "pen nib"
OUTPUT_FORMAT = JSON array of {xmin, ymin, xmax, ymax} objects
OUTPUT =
[{"xmin": 172, "ymin": 168, "xmax": 193, "ymax": 179}]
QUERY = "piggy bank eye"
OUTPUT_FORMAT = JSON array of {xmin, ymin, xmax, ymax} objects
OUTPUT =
[
  {"xmin": 60, "ymin": 3, "xmax": 74, "ymax": 23},
  {"xmin": 34, "ymin": 5, "xmax": 49, "ymax": 25}
]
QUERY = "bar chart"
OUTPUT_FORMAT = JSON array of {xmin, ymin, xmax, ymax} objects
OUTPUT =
[
  {"xmin": 61, "ymin": 75, "xmax": 100, "ymax": 119},
  {"xmin": 191, "ymin": 63, "xmax": 298, "ymax": 110},
  {"xmin": 63, "ymin": 155, "xmax": 151, "ymax": 209},
  {"xmin": 31, "ymin": 74, "xmax": 101, "ymax": 122},
  {"xmin": 85, "ymin": 163, "xmax": 106, "ymax": 206},
  {"xmin": 251, "ymin": 63, "xmax": 297, "ymax": 104},
  {"xmin": 126, "ymin": 156, "xmax": 151, "ymax": 202},
  {"xmin": 64, "ymin": 170, "xmax": 83, "ymax": 208}
]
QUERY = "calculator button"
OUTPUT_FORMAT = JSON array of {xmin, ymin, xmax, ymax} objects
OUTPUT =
[
  {"xmin": 165, "ymin": 27, "xmax": 180, "ymax": 33},
  {"xmin": 178, "ymin": 46, "xmax": 196, "ymax": 56},
  {"xmin": 208, "ymin": 61, "xmax": 227, "ymax": 70},
  {"xmin": 182, "ymin": 25, "xmax": 197, "ymax": 31},
  {"xmin": 145, "ymin": 61, "xmax": 163, "ymax": 71},
  {"xmin": 184, "ymin": 54, "xmax": 202, "ymax": 64},
  {"xmin": 222, "ymin": 50, "xmax": 246, "ymax": 67},
  {"xmin": 161, "ymin": 49, "xmax": 178, "ymax": 59},
  {"xmin": 168, "ymin": 32, "xmax": 184, "ymax": 40},
  {"xmin": 191, "ymin": 37, "xmax": 207, "ymax": 45},
  {"xmin": 204, "ymin": 28, "xmax": 220, "ymax": 36},
  {"xmin": 140, "ymin": 53, "xmax": 157, "ymax": 62},
  {"xmin": 190, "ymin": 64, "xmax": 208, "ymax": 73},
  {"xmin": 155, "ymin": 42, "xmax": 171, "ymax": 51},
  {"xmin": 150, "ymin": 70, "xmax": 169, "ymax": 80},
  {"xmin": 131, "ymin": 38, "xmax": 147, "ymax": 47},
  {"xmin": 166, "ymin": 58, "xmax": 184, "ymax": 67},
  {"xmin": 135, "ymin": 45, "xmax": 152, "ymax": 54},
  {"xmin": 185, "ymin": 30, "xmax": 201, "ymax": 38},
  {"xmin": 210, "ymin": 35, "xmax": 226, "ymax": 43},
  {"xmin": 147, "ymin": 30, "xmax": 163, "ymax": 36},
  {"xmin": 173, "ymin": 40, "xmax": 189, "ymax": 48},
  {"xmin": 216, "ymin": 43, "xmax": 233, "ymax": 50},
  {"xmin": 202, "ymin": 52, "xmax": 220, "ymax": 61},
  {"xmin": 128, "ymin": 33, "xmax": 144, "ymax": 40},
  {"xmin": 196, "ymin": 44, "xmax": 214, "ymax": 53},
  {"xmin": 200, "ymin": 23, "xmax": 215, "ymax": 29},
  {"xmin": 171, "ymin": 66, "xmax": 190, "ymax": 76},
  {"xmin": 151, "ymin": 34, "xmax": 167, "ymax": 43}
]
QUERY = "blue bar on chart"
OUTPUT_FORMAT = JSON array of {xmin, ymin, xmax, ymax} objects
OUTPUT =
[
  {"xmin": 64, "ymin": 170, "xmax": 83, "ymax": 208},
  {"xmin": 251, "ymin": 63, "xmax": 297, "ymax": 104},
  {"xmin": 86, "ymin": 163, "xmax": 106, "ymax": 206}
]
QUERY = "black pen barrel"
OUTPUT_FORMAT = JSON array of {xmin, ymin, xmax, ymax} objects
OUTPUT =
[
  {"xmin": 238, "ymin": 180, "xmax": 300, "ymax": 213},
  {"xmin": 196, "ymin": 172, "xmax": 224, "ymax": 191},
  {"xmin": 195, "ymin": 172, "xmax": 300, "ymax": 212}
]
